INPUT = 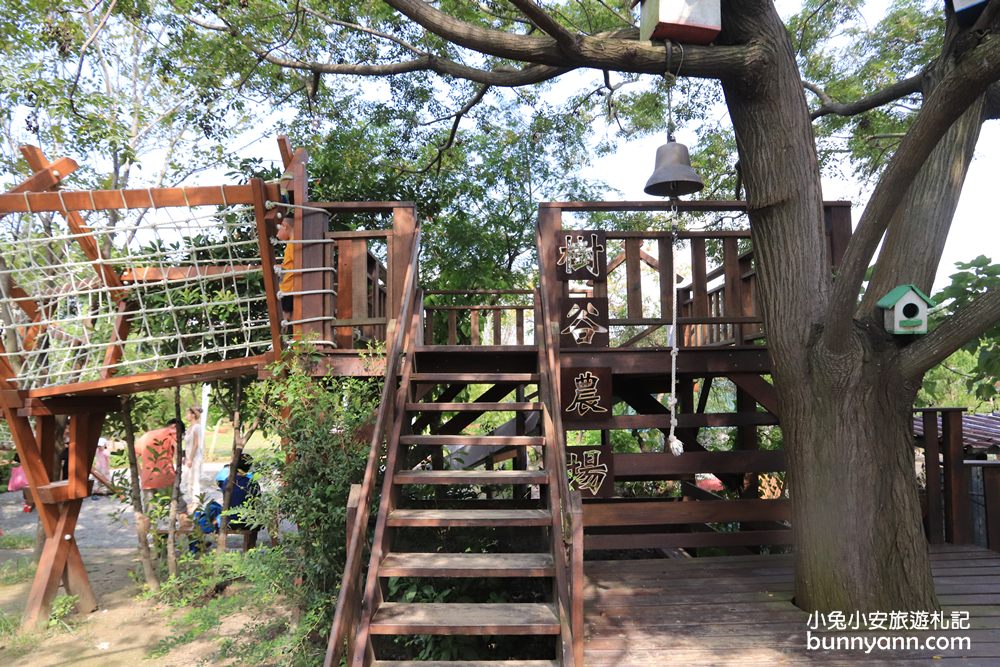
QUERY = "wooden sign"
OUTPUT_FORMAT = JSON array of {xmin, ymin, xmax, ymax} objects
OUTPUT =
[
  {"xmin": 567, "ymin": 435, "xmax": 614, "ymax": 497},
  {"xmin": 560, "ymin": 297, "xmax": 609, "ymax": 348},
  {"xmin": 561, "ymin": 366, "xmax": 612, "ymax": 422},
  {"xmin": 554, "ymin": 230, "xmax": 606, "ymax": 281}
]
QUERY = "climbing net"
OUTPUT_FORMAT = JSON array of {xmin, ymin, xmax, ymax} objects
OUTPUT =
[{"xmin": 0, "ymin": 197, "xmax": 273, "ymax": 391}]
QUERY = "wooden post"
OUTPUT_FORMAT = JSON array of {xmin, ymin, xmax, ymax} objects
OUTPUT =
[
  {"xmin": 336, "ymin": 240, "xmax": 356, "ymax": 349},
  {"xmin": 984, "ymin": 465, "xmax": 1000, "ymax": 552},
  {"xmin": 942, "ymin": 409, "xmax": 971, "ymax": 544},
  {"xmin": 625, "ymin": 238, "xmax": 642, "ymax": 319},
  {"xmin": 922, "ymin": 411, "xmax": 944, "ymax": 544},
  {"xmin": 690, "ymin": 238, "xmax": 708, "ymax": 347},
  {"xmin": 389, "ymin": 205, "xmax": 417, "ymax": 321},
  {"xmin": 251, "ymin": 179, "xmax": 284, "ymax": 356},
  {"xmin": 723, "ymin": 238, "xmax": 743, "ymax": 343}
]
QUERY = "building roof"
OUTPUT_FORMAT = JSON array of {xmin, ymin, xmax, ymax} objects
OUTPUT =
[
  {"xmin": 913, "ymin": 412, "xmax": 1000, "ymax": 451},
  {"xmin": 877, "ymin": 284, "xmax": 936, "ymax": 309}
]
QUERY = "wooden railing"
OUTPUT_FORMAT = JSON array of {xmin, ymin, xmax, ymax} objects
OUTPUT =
[
  {"xmin": 421, "ymin": 290, "xmax": 534, "ymax": 346},
  {"xmin": 296, "ymin": 202, "xmax": 416, "ymax": 349},
  {"xmin": 914, "ymin": 408, "xmax": 971, "ymax": 545},
  {"xmin": 541, "ymin": 200, "xmax": 852, "ymax": 349},
  {"xmin": 323, "ymin": 227, "xmax": 421, "ymax": 667}
]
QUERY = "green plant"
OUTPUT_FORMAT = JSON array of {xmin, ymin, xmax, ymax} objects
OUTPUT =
[
  {"xmin": 0, "ymin": 557, "xmax": 36, "ymax": 585},
  {"xmin": 0, "ymin": 609, "xmax": 17, "ymax": 638},
  {"xmin": 47, "ymin": 594, "xmax": 78, "ymax": 631},
  {"xmin": 0, "ymin": 533, "xmax": 34, "ymax": 550}
]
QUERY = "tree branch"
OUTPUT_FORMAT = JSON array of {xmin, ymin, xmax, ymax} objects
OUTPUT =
[
  {"xmin": 380, "ymin": 1, "xmax": 748, "ymax": 78},
  {"xmin": 897, "ymin": 288, "xmax": 1000, "ymax": 381},
  {"xmin": 806, "ymin": 72, "xmax": 925, "ymax": 120},
  {"xmin": 402, "ymin": 84, "xmax": 492, "ymax": 175},
  {"xmin": 507, "ymin": 0, "xmax": 580, "ymax": 53},
  {"xmin": 820, "ymin": 30, "xmax": 1000, "ymax": 352}
]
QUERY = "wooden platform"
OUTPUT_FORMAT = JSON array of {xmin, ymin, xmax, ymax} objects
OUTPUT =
[{"xmin": 584, "ymin": 544, "xmax": 1000, "ymax": 666}]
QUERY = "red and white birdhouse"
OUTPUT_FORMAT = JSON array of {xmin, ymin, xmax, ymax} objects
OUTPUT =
[{"xmin": 637, "ymin": 0, "xmax": 721, "ymax": 45}]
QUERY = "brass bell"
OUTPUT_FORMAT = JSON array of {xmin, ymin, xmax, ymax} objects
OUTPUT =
[{"xmin": 643, "ymin": 140, "xmax": 704, "ymax": 198}]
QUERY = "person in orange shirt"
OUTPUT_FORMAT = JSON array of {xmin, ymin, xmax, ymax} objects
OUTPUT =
[
  {"xmin": 277, "ymin": 216, "xmax": 295, "ymax": 325},
  {"xmin": 136, "ymin": 419, "xmax": 184, "ymax": 510}
]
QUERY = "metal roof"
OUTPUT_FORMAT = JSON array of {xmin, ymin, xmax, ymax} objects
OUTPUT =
[{"xmin": 913, "ymin": 412, "xmax": 1000, "ymax": 450}]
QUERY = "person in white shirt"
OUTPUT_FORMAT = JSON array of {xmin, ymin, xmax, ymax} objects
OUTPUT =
[{"xmin": 182, "ymin": 406, "xmax": 204, "ymax": 509}]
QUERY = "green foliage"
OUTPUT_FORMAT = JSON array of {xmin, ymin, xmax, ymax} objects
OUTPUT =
[
  {"xmin": 0, "ymin": 609, "xmax": 16, "ymax": 638},
  {"xmin": 927, "ymin": 255, "xmax": 1000, "ymax": 408},
  {"xmin": 46, "ymin": 594, "xmax": 78, "ymax": 631},
  {"xmin": 0, "ymin": 557, "xmax": 36, "ymax": 585},
  {"xmin": 0, "ymin": 533, "xmax": 34, "ymax": 550},
  {"xmin": 251, "ymin": 343, "xmax": 381, "ymax": 602}
]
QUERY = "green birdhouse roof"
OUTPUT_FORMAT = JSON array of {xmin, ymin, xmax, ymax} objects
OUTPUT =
[{"xmin": 876, "ymin": 284, "xmax": 936, "ymax": 309}]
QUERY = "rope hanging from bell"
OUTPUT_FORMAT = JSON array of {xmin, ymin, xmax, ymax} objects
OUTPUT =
[{"xmin": 667, "ymin": 217, "xmax": 684, "ymax": 457}]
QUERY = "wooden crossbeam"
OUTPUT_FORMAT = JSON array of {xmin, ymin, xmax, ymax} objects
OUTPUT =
[
  {"xmin": 0, "ymin": 183, "xmax": 274, "ymax": 214},
  {"xmin": 120, "ymin": 264, "xmax": 260, "ymax": 282}
]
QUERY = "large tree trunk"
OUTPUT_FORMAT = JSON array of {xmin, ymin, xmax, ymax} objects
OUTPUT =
[
  {"xmin": 790, "ymin": 326, "xmax": 936, "ymax": 612},
  {"xmin": 719, "ymin": 2, "xmax": 938, "ymax": 612}
]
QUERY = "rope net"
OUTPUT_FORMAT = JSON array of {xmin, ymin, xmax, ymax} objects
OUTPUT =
[{"xmin": 0, "ymin": 198, "xmax": 272, "ymax": 391}]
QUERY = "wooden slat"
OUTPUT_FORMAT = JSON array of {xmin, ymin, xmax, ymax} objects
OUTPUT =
[
  {"xmin": 411, "ymin": 373, "xmax": 539, "ymax": 383},
  {"xmin": 0, "ymin": 183, "xmax": 262, "ymax": 212},
  {"xmin": 625, "ymin": 238, "xmax": 642, "ymax": 319},
  {"xmin": 27, "ymin": 354, "xmax": 268, "ymax": 398},
  {"xmin": 405, "ymin": 402, "xmax": 541, "ymax": 412},
  {"xmin": 566, "ymin": 412, "xmax": 779, "ymax": 430},
  {"xmin": 32, "ymin": 479, "xmax": 94, "ymax": 504},
  {"xmin": 584, "ymin": 529, "xmax": 793, "ymax": 551},
  {"xmin": 399, "ymin": 435, "xmax": 545, "ymax": 447},
  {"xmin": 613, "ymin": 451, "xmax": 786, "ymax": 477},
  {"xmin": 393, "ymin": 470, "xmax": 549, "ymax": 485},
  {"xmin": 251, "ymin": 178, "xmax": 284, "ymax": 354},
  {"xmin": 387, "ymin": 509, "xmax": 551, "ymax": 527},
  {"xmin": 582, "ymin": 499, "xmax": 791, "ymax": 526},
  {"xmin": 374, "ymin": 661, "xmax": 557, "ymax": 667},
  {"xmin": 657, "ymin": 237, "xmax": 675, "ymax": 320},
  {"xmin": 379, "ymin": 552, "xmax": 554, "ymax": 577},
  {"xmin": 924, "ymin": 410, "xmax": 945, "ymax": 545},
  {"xmin": 943, "ymin": 410, "xmax": 972, "ymax": 544},
  {"xmin": 369, "ymin": 603, "xmax": 560, "ymax": 635},
  {"xmin": 728, "ymin": 373, "xmax": 780, "ymax": 416},
  {"xmin": 120, "ymin": 265, "xmax": 260, "ymax": 282}
]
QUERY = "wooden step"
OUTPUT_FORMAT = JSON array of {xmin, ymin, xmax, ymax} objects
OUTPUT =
[
  {"xmin": 375, "ymin": 661, "xmax": 558, "ymax": 666},
  {"xmin": 394, "ymin": 470, "xmax": 549, "ymax": 486},
  {"xmin": 410, "ymin": 373, "xmax": 539, "ymax": 384},
  {"xmin": 388, "ymin": 509, "xmax": 551, "ymax": 528},
  {"xmin": 369, "ymin": 602, "xmax": 560, "ymax": 635},
  {"xmin": 400, "ymin": 435, "xmax": 544, "ymax": 447},
  {"xmin": 380, "ymin": 552, "xmax": 555, "ymax": 577},
  {"xmin": 405, "ymin": 402, "xmax": 541, "ymax": 412},
  {"xmin": 33, "ymin": 479, "xmax": 93, "ymax": 504}
]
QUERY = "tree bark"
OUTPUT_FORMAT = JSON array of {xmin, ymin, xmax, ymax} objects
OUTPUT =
[
  {"xmin": 166, "ymin": 387, "xmax": 183, "ymax": 578},
  {"xmin": 217, "ymin": 378, "xmax": 244, "ymax": 555},
  {"xmin": 720, "ymin": 2, "xmax": 938, "ymax": 612},
  {"xmin": 122, "ymin": 397, "xmax": 159, "ymax": 591}
]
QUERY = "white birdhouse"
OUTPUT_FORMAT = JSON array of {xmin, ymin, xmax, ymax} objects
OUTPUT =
[
  {"xmin": 636, "ymin": 0, "xmax": 721, "ymax": 45},
  {"xmin": 877, "ymin": 284, "xmax": 936, "ymax": 335}
]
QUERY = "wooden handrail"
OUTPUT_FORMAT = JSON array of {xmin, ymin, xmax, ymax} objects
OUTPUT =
[
  {"xmin": 323, "ymin": 227, "xmax": 421, "ymax": 667},
  {"xmin": 534, "ymin": 287, "xmax": 583, "ymax": 666}
]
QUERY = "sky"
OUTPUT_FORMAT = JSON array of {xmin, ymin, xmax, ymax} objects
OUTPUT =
[{"xmin": 579, "ymin": 0, "xmax": 999, "ymax": 292}]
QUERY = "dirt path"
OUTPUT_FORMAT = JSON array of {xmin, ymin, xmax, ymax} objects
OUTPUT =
[{"xmin": 0, "ymin": 464, "xmax": 258, "ymax": 666}]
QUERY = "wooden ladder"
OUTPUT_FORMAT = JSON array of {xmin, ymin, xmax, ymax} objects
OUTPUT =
[{"xmin": 350, "ymin": 343, "xmax": 567, "ymax": 666}]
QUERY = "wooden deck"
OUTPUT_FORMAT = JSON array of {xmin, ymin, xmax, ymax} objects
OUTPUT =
[{"xmin": 584, "ymin": 544, "xmax": 1000, "ymax": 666}]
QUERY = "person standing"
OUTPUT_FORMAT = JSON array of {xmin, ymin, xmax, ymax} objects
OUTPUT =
[{"xmin": 182, "ymin": 406, "xmax": 204, "ymax": 508}]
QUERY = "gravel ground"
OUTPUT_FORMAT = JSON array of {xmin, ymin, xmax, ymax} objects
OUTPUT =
[{"xmin": 1, "ymin": 463, "xmax": 232, "ymax": 549}]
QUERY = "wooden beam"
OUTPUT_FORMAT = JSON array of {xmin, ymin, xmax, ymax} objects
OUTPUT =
[
  {"xmin": 26, "ymin": 354, "xmax": 269, "ymax": 398},
  {"xmin": 18, "ymin": 396, "xmax": 122, "ymax": 416},
  {"xmin": 614, "ymin": 451, "xmax": 786, "ymax": 478},
  {"xmin": 120, "ymin": 265, "xmax": 260, "ymax": 282},
  {"xmin": 728, "ymin": 373, "xmax": 780, "ymax": 416},
  {"xmin": 582, "ymin": 498, "xmax": 791, "ymax": 527},
  {"xmin": 0, "ymin": 183, "xmax": 271, "ymax": 214},
  {"xmin": 252, "ymin": 178, "xmax": 283, "ymax": 356},
  {"xmin": 584, "ymin": 529, "xmax": 793, "ymax": 551},
  {"xmin": 923, "ymin": 411, "xmax": 945, "ymax": 545},
  {"xmin": 277, "ymin": 135, "xmax": 294, "ymax": 169}
]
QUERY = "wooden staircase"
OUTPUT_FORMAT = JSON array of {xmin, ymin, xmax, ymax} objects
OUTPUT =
[{"xmin": 349, "ymin": 341, "xmax": 573, "ymax": 665}]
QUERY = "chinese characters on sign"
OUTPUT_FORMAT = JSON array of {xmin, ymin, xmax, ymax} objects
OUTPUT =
[
  {"xmin": 560, "ymin": 298, "xmax": 609, "ymax": 348},
  {"xmin": 561, "ymin": 367, "xmax": 611, "ymax": 422},
  {"xmin": 555, "ymin": 231, "xmax": 607, "ymax": 281},
  {"xmin": 568, "ymin": 449, "xmax": 610, "ymax": 496}
]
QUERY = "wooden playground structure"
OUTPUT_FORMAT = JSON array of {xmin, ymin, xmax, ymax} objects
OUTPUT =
[{"xmin": 2, "ymin": 139, "xmax": 998, "ymax": 664}]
